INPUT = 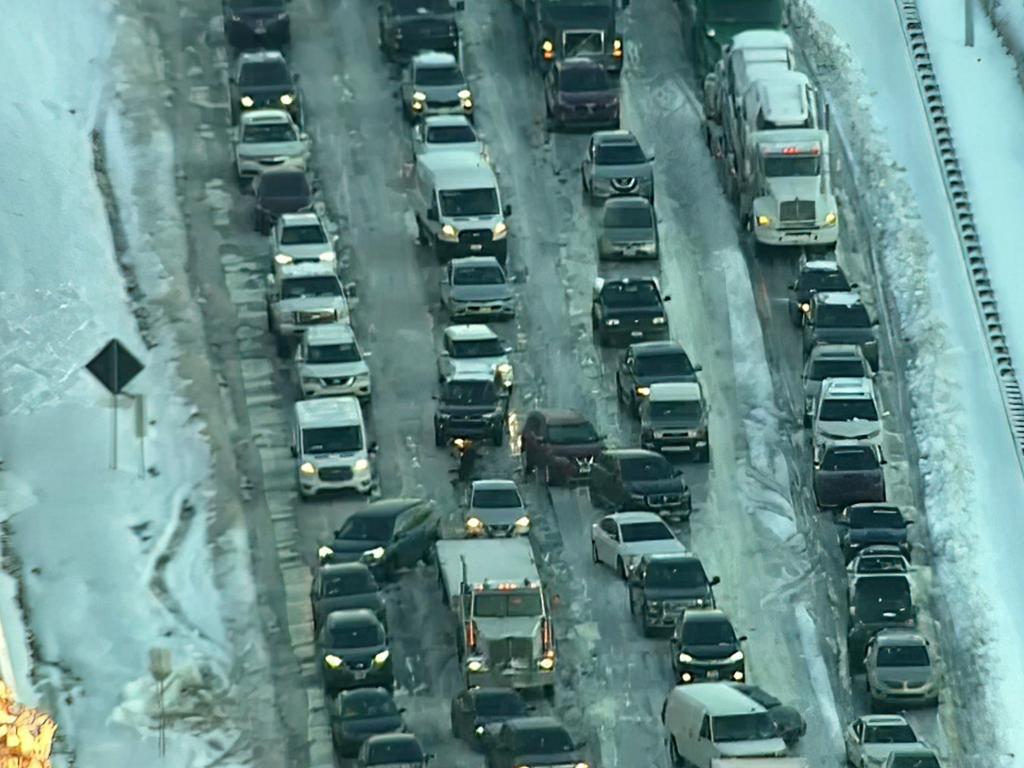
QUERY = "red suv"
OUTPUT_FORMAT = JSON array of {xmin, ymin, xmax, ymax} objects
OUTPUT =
[{"xmin": 520, "ymin": 409, "xmax": 605, "ymax": 485}]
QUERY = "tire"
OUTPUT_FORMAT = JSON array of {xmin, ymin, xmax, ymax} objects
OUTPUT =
[
  {"xmin": 543, "ymin": 685, "xmax": 555, "ymax": 701},
  {"xmin": 434, "ymin": 426, "xmax": 445, "ymax": 447},
  {"xmin": 492, "ymin": 427, "xmax": 504, "ymax": 447},
  {"xmin": 275, "ymin": 334, "xmax": 290, "ymax": 358},
  {"xmin": 522, "ymin": 444, "xmax": 534, "ymax": 474},
  {"xmin": 616, "ymin": 557, "xmax": 627, "ymax": 579},
  {"xmin": 591, "ymin": 541, "xmax": 600, "ymax": 563},
  {"xmin": 669, "ymin": 737, "xmax": 683, "ymax": 767}
]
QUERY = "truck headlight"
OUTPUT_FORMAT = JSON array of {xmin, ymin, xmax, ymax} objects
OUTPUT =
[
  {"xmin": 362, "ymin": 546, "xmax": 386, "ymax": 561},
  {"xmin": 493, "ymin": 222, "xmax": 508, "ymax": 239},
  {"xmin": 354, "ymin": 457, "xmax": 370, "ymax": 473},
  {"xmin": 275, "ymin": 253, "xmax": 293, "ymax": 265},
  {"xmin": 652, "ymin": 316, "xmax": 666, "ymax": 325},
  {"xmin": 440, "ymin": 223, "xmax": 458, "ymax": 241},
  {"xmin": 318, "ymin": 251, "xmax": 336, "ymax": 262},
  {"xmin": 824, "ymin": 211, "xmax": 838, "ymax": 226},
  {"xmin": 467, "ymin": 659, "xmax": 487, "ymax": 673},
  {"xmin": 678, "ymin": 652, "xmax": 693, "ymax": 663},
  {"xmin": 373, "ymin": 649, "xmax": 391, "ymax": 666},
  {"xmin": 728, "ymin": 650, "xmax": 744, "ymax": 663},
  {"xmin": 466, "ymin": 516, "xmax": 484, "ymax": 532},
  {"xmin": 496, "ymin": 362, "xmax": 513, "ymax": 383},
  {"xmin": 605, "ymin": 318, "xmax": 620, "ymax": 326},
  {"xmin": 514, "ymin": 515, "xmax": 531, "ymax": 532},
  {"xmin": 324, "ymin": 654, "xmax": 343, "ymax": 669},
  {"xmin": 318, "ymin": 545, "xmax": 334, "ymax": 559},
  {"xmin": 458, "ymin": 89, "xmax": 472, "ymax": 100},
  {"xmin": 756, "ymin": 214, "xmax": 771, "ymax": 226},
  {"xmin": 635, "ymin": 386, "xmax": 650, "ymax": 397},
  {"xmin": 240, "ymin": 96, "xmax": 255, "ymax": 107},
  {"xmin": 299, "ymin": 462, "xmax": 317, "ymax": 476},
  {"xmin": 413, "ymin": 91, "xmax": 427, "ymax": 102},
  {"xmin": 475, "ymin": 726, "xmax": 486, "ymax": 736},
  {"xmin": 280, "ymin": 93, "xmax": 295, "ymax": 106},
  {"xmin": 537, "ymin": 656, "xmax": 555, "ymax": 670}
]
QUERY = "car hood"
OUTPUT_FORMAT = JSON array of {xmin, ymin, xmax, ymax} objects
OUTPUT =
[
  {"xmin": 471, "ymin": 507, "xmax": 525, "ymax": 526},
  {"xmin": 765, "ymin": 177, "xmax": 823, "ymax": 202},
  {"xmin": 417, "ymin": 84, "xmax": 468, "ymax": 101},
  {"xmin": 510, "ymin": 751, "xmax": 585, "ymax": 768},
  {"xmin": 873, "ymin": 666, "xmax": 934, "ymax": 686},
  {"xmin": 450, "ymin": 284, "xmax": 513, "ymax": 302},
  {"xmin": 635, "ymin": 371, "xmax": 697, "ymax": 386},
  {"xmin": 817, "ymin": 420, "xmax": 880, "ymax": 440},
  {"xmin": 335, "ymin": 714, "xmax": 404, "ymax": 735},
  {"xmin": 559, "ymin": 89, "xmax": 616, "ymax": 105},
  {"xmin": 622, "ymin": 478, "xmax": 688, "ymax": 496},
  {"xmin": 619, "ymin": 540, "xmax": 687, "ymax": 559},
  {"xmin": 316, "ymin": 593, "xmax": 386, "ymax": 617},
  {"xmin": 324, "ymin": 537, "xmax": 387, "ymax": 558},
  {"xmin": 238, "ymin": 140, "xmax": 304, "ymax": 157},
  {"xmin": 680, "ymin": 642, "xmax": 740, "ymax": 661},
  {"xmin": 812, "ymin": 327, "xmax": 875, "ymax": 345},
  {"xmin": 603, "ymin": 226, "xmax": 657, "ymax": 244},
  {"xmin": 715, "ymin": 738, "xmax": 787, "ymax": 758},
  {"xmin": 278, "ymin": 242, "xmax": 333, "ymax": 261},
  {"xmin": 646, "ymin": 415, "xmax": 703, "ymax": 430},
  {"xmin": 449, "ymin": 356, "xmax": 505, "ymax": 378},
  {"xmin": 549, "ymin": 442, "xmax": 604, "ymax": 459},
  {"xmin": 847, "ymin": 528, "xmax": 908, "ymax": 545},
  {"xmin": 643, "ymin": 585, "xmax": 712, "ymax": 602},
  {"xmin": 474, "ymin": 616, "xmax": 541, "ymax": 639},
  {"xmin": 278, "ymin": 296, "xmax": 348, "ymax": 315},
  {"xmin": 592, "ymin": 162, "xmax": 653, "ymax": 180},
  {"xmin": 302, "ymin": 360, "xmax": 369, "ymax": 379}
]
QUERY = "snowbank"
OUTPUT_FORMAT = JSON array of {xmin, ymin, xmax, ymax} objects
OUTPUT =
[{"xmin": 975, "ymin": 0, "xmax": 1024, "ymax": 85}]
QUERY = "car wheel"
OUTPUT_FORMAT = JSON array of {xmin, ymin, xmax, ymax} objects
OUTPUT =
[
  {"xmin": 522, "ymin": 445, "xmax": 533, "ymax": 474},
  {"xmin": 434, "ymin": 426, "xmax": 445, "ymax": 447},
  {"xmin": 275, "ymin": 334, "xmax": 290, "ymax": 358},
  {"xmin": 616, "ymin": 557, "xmax": 627, "ymax": 579},
  {"xmin": 492, "ymin": 427, "xmax": 504, "ymax": 447},
  {"xmin": 543, "ymin": 684, "xmax": 555, "ymax": 701},
  {"xmin": 591, "ymin": 541, "xmax": 600, "ymax": 563},
  {"xmin": 669, "ymin": 737, "xmax": 683, "ymax": 766}
]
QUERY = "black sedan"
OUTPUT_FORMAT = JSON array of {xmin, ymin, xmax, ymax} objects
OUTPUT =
[
  {"xmin": 310, "ymin": 562, "xmax": 386, "ymax": 630},
  {"xmin": 357, "ymin": 733, "xmax": 428, "ymax": 768},
  {"xmin": 670, "ymin": 609, "xmax": 746, "ymax": 684},
  {"xmin": 318, "ymin": 609, "xmax": 394, "ymax": 694},
  {"xmin": 223, "ymin": 0, "xmax": 290, "ymax": 50},
  {"xmin": 588, "ymin": 449, "xmax": 691, "ymax": 521},
  {"xmin": 329, "ymin": 687, "xmax": 405, "ymax": 757},
  {"xmin": 254, "ymin": 169, "xmax": 312, "ymax": 235},
  {"xmin": 484, "ymin": 717, "xmax": 588, "ymax": 768},
  {"xmin": 451, "ymin": 688, "xmax": 529, "ymax": 749},
  {"xmin": 229, "ymin": 50, "xmax": 303, "ymax": 126}
]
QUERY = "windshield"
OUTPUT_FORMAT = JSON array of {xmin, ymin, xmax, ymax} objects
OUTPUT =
[
  {"xmin": 302, "ymin": 426, "xmax": 362, "ymax": 453},
  {"xmin": 801, "ymin": 270, "xmax": 850, "ymax": 293},
  {"xmin": 763, "ymin": 155, "xmax": 821, "ymax": 177},
  {"xmin": 620, "ymin": 521, "xmax": 674, "ymax": 543},
  {"xmin": 427, "ymin": 125, "xmax": 477, "ymax": 144},
  {"xmin": 850, "ymin": 509, "xmax": 905, "ymax": 529},
  {"xmin": 819, "ymin": 398, "xmax": 878, "ymax": 422},
  {"xmin": 876, "ymin": 644, "xmax": 930, "ymax": 667},
  {"xmin": 595, "ymin": 143, "xmax": 647, "ymax": 165},
  {"xmin": 453, "ymin": 265, "xmax": 505, "ymax": 286},
  {"xmin": 858, "ymin": 555, "xmax": 907, "ymax": 573},
  {"xmin": 451, "ymin": 338, "xmax": 505, "ymax": 357},
  {"xmin": 307, "ymin": 342, "xmax": 360, "ymax": 364},
  {"xmin": 473, "ymin": 591, "xmax": 543, "ymax": 617},
  {"xmin": 604, "ymin": 205, "xmax": 653, "ymax": 229},
  {"xmin": 712, "ymin": 713, "xmax": 778, "ymax": 742},
  {"xmin": 649, "ymin": 401, "xmax": 702, "ymax": 420},
  {"xmin": 327, "ymin": 621, "xmax": 384, "ymax": 648},
  {"xmin": 367, "ymin": 740, "xmax": 423, "ymax": 765},
  {"xmin": 635, "ymin": 352, "xmax": 692, "ymax": 376},
  {"xmin": 646, "ymin": 560, "xmax": 707, "ymax": 588},
  {"xmin": 561, "ymin": 67, "xmax": 610, "ymax": 92},
  {"xmin": 863, "ymin": 724, "xmax": 918, "ymax": 744},
  {"xmin": 547, "ymin": 421, "xmax": 598, "ymax": 444},
  {"xmin": 281, "ymin": 276, "xmax": 341, "ymax": 299},
  {"xmin": 620, "ymin": 456, "xmax": 673, "ymax": 482},
  {"xmin": 821, "ymin": 447, "xmax": 877, "ymax": 471},
  {"xmin": 600, "ymin": 281, "xmax": 661, "ymax": 308},
  {"xmin": 512, "ymin": 727, "xmax": 575, "ymax": 754},
  {"xmin": 707, "ymin": 0, "xmax": 782, "ymax": 24},
  {"xmin": 473, "ymin": 692, "xmax": 527, "ymax": 717},
  {"xmin": 281, "ymin": 224, "xmax": 326, "ymax": 245},
  {"xmin": 240, "ymin": 61, "xmax": 290, "ymax": 88},
  {"xmin": 817, "ymin": 303, "xmax": 871, "ymax": 327},
  {"xmin": 417, "ymin": 65, "xmax": 464, "ymax": 85},
  {"xmin": 810, "ymin": 358, "xmax": 867, "ymax": 380},
  {"xmin": 393, "ymin": 0, "xmax": 453, "ymax": 13},
  {"xmin": 342, "ymin": 694, "xmax": 398, "ymax": 719},
  {"xmin": 682, "ymin": 619, "xmax": 736, "ymax": 645},
  {"xmin": 890, "ymin": 756, "xmax": 940, "ymax": 768},
  {"xmin": 229, "ymin": 0, "xmax": 285, "ymax": 8},
  {"xmin": 337, "ymin": 514, "xmax": 395, "ymax": 542},
  {"xmin": 243, "ymin": 123, "xmax": 297, "ymax": 143},
  {"xmin": 472, "ymin": 488, "xmax": 523, "ymax": 508},
  {"xmin": 323, "ymin": 571, "xmax": 376, "ymax": 597},
  {"xmin": 442, "ymin": 380, "xmax": 497, "ymax": 405},
  {"xmin": 260, "ymin": 173, "xmax": 309, "ymax": 197},
  {"xmin": 439, "ymin": 188, "xmax": 499, "ymax": 216}
]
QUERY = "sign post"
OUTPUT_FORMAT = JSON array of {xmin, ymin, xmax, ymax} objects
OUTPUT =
[
  {"xmin": 84, "ymin": 340, "xmax": 145, "ymax": 471},
  {"xmin": 965, "ymin": 0, "xmax": 975, "ymax": 46},
  {"xmin": 135, "ymin": 395, "xmax": 146, "ymax": 479}
]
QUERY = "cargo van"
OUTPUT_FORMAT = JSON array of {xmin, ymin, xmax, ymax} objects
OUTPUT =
[
  {"xmin": 413, "ymin": 151, "xmax": 511, "ymax": 265},
  {"xmin": 662, "ymin": 683, "xmax": 788, "ymax": 767}
]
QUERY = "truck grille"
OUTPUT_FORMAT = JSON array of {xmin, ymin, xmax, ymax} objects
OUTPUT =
[
  {"xmin": 324, "ymin": 376, "xmax": 354, "ymax": 387},
  {"xmin": 611, "ymin": 177, "xmax": 637, "ymax": 191},
  {"xmin": 646, "ymin": 494, "xmax": 683, "ymax": 507},
  {"xmin": 296, "ymin": 310, "xmax": 335, "ymax": 324},
  {"xmin": 487, "ymin": 637, "xmax": 534, "ymax": 666},
  {"xmin": 780, "ymin": 200, "xmax": 816, "ymax": 223},
  {"xmin": 319, "ymin": 466, "xmax": 353, "ymax": 482},
  {"xmin": 458, "ymin": 229, "xmax": 493, "ymax": 245}
]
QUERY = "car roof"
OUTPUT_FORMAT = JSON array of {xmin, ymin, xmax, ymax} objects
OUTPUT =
[
  {"xmin": 444, "ymin": 324, "xmax": 499, "ymax": 341},
  {"xmin": 424, "ymin": 115, "xmax": 474, "ymax": 128},
  {"xmin": 533, "ymin": 408, "xmax": 588, "ymax": 425},
  {"xmin": 295, "ymin": 396, "xmax": 363, "ymax": 426},
  {"xmin": 413, "ymin": 51, "xmax": 458, "ymax": 67},
  {"xmin": 280, "ymin": 261, "xmax": 337, "ymax": 278},
  {"xmin": 873, "ymin": 629, "xmax": 927, "ymax": 647},
  {"xmin": 471, "ymin": 479, "xmax": 519, "ymax": 492},
  {"xmin": 605, "ymin": 448, "xmax": 664, "ymax": 461},
  {"xmin": 239, "ymin": 49, "xmax": 288, "ymax": 65},
  {"xmin": 365, "ymin": 733, "xmax": 421, "ymax": 747},
  {"xmin": 647, "ymin": 382, "xmax": 702, "ymax": 402},
  {"xmin": 240, "ymin": 109, "xmax": 294, "ymax": 125},
  {"xmin": 305, "ymin": 323, "xmax": 357, "ymax": 345},
  {"xmin": 604, "ymin": 196, "xmax": 652, "ymax": 211},
  {"xmin": 502, "ymin": 716, "xmax": 566, "ymax": 732},
  {"xmin": 325, "ymin": 608, "xmax": 379, "ymax": 628},
  {"xmin": 810, "ymin": 343, "xmax": 865, "ymax": 359},
  {"xmin": 358, "ymin": 498, "xmax": 427, "ymax": 517},
  {"xmin": 339, "ymin": 686, "xmax": 392, "ymax": 702},
  {"xmin": 730, "ymin": 30, "xmax": 794, "ymax": 52},
  {"xmin": 682, "ymin": 608, "xmax": 729, "ymax": 624},
  {"xmin": 642, "ymin": 552, "xmax": 703, "ymax": 566},
  {"xmin": 447, "ymin": 371, "xmax": 497, "ymax": 383},
  {"xmin": 802, "ymin": 259, "xmax": 843, "ymax": 273},
  {"xmin": 672, "ymin": 683, "xmax": 769, "ymax": 714},
  {"xmin": 608, "ymin": 511, "xmax": 666, "ymax": 525},
  {"xmin": 593, "ymin": 129, "xmax": 640, "ymax": 145},
  {"xmin": 860, "ymin": 714, "xmax": 911, "ymax": 726},
  {"xmin": 815, "ymin": 290, "xmax": 863, "ymax": 307},
  {"xmin": 452, "ymin": 255, "xmax": 504, "ymax": 269},
  {"xmin": 820, "ymin": 377, "xmax": 874, "ymax": 398},
  {"xmin": 560, "ymin": 56, "xmax": 604, "ymax": 70},
  {"xmin": 280, "ymin": 212, "xmax": 322, "ymax": 227},
  {"xmin": 318, "ymin": 562, "xmax": 374, "ymax": 578},
  {"xmin": 419, "ymin": 152, "xmax": 496, "ymax": 185},
  {"xmin": 630, "ymin": 340, "xmax": 684, "ymax": 356}
]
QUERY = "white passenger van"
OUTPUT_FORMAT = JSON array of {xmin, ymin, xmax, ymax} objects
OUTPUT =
[
  {"xmin": 662, "ymin": 683, "xmax": 788, "ymax": 768},
  {"xmin": 292, "ymin": 396, "xmax": 374, "ymax": 497}
]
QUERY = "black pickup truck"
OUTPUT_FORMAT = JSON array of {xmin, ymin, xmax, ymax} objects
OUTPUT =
[
  {"xmin": 378, "ymin": 0, "xmax": 464, "ymax": 65},
  {"xmin": 591, "ymin": 277, "xmax": 670, "ymax": 347},
  {"xmin": 627, "ymin": 553, "xmax": 719, "ymax": 636}
]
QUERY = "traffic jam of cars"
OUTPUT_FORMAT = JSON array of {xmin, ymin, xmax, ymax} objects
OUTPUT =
[{"xmin": 218, "ymin": 0, "xmax": 948, "ymax": 765}]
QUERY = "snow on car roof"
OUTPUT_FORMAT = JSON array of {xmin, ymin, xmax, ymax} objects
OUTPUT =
[
  {"xmin": 280, "ymin": 212, "xmax": 322, "ymax": 226},
  {"xmin": 647, "ymin": 382, "xmax": 702, "ymax": 402},
  {"xmin": 239, "ymin": 49, "xmax": 286, "ymax": 64},
  {"xmin": 608, "ymin": 511, "xmax": 667, "ymax": 524},
  {"xmin": 445, "ymin": 324, "xmax": 498, "ymax": 341},
  {"xmin": 730, "ymin": 30, "xmax": 794, "ymax": 52},
  {"xmin": 295, "ymin": 395, "xmax": 363, "ymax": 426},
  {"xmin": 280, "ymin": 261, "xmax": 338, "ymax": 277},
  {"xmin": 593, "ymin": 130, "xmax": 639, "ymax": 145},
  {"xmin": 413, "ymin": 51, "xmax": 458, "ymax": 67},
  {"xmin": 305, "ymin": 322, "xmax": 356, "ymax": 345},
  {"xmin": 240, "ymin": 108, "xmax": 294, "ymax": 125},
  {"xmin": 816, "ymin": 291, "xmax": 863, "ymax": 307}
]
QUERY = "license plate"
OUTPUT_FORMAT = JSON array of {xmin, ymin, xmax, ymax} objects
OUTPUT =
[
  {"xmin": 631, "ymin": 330, "xmax": 644, "ymax": 337},
  {"xmin": 706, "ymin": 670, "xmax": 719, "ymax": 679},
  {"xmin": 623, "ymin": 248, "xmax": 637, "ymax": 256},
  {"xmin": 353, "ymin": 670, "xmax": 367, "ymax": 680},
  {"xmin": 254, "ymin": 22, "xmax": 266, "ymax": 32},
  {"xmin": 470, "ymin": 244, "xmax": 483, "ymax": 251}
]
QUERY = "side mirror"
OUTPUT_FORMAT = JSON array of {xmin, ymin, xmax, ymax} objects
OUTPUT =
[
  {"xmin": 737, "ymin": 635, "xmax": 748, "ymax": 642},
  {"xmin": 229, "ymin": 75, "xmax": 237, "ymax": 84},
  {"xmin": 709, "ymin": 576, "xmax": 721, "ymax": 586},
  {"xmin": 300, "ymin": 132, "xmax": 310, "ymax": 141},
  {"xmin": 872, "ymin": 320, "xmax": 880, "ymax": 327},
  {"xmin": 693, "ymin": 364, "xmax": 703, "ymax": 372},
  {"xmin": 503, "ymin": 204, "xmax": 512, "ymax": 217},
  {"xmin": 788, "ymin": 281, "xmax": 798, "ymax": 290},
  {"xmin": 369, "ymin": 442, "xmax": 379, "ymax": 454},
  {"xmin": 293, "ymin": 73, "xmax": 302, "ymax": 82},
  {"xmin": 345, "ymin": 281, "xmax": 358, "ymax": 298},
  {"xmin": 850, "ymin": 281, "xmax": 859, "ymax": 289},
  {"xmin": 427, "ymin": 209, "xmax": 439, "ymax": 221},
  {"xmin": 647, "ymin": 153, "xmax": 655, "ymax": 162},
  {"xmin": 290, "ymin": 444, "xmax": 297, "ymax": 457},
  {"xmin": 456, "ymin": 0, "xmax": 465, "ymax": 8},
  {"xmin": 662, "ymin": 295, "xmax": 672, "ymax": 302},
  {"xmin": 398, "ymin": 707, "xmax": 407, "ymax": 714}
]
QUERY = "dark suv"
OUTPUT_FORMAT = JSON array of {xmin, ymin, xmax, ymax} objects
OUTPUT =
[
  {"xmin": 787, "ymin": 260, "xmax": 853, "ymax": 326},
  {"xmin": 545, "ymin": 58, "xmax": 619, "ymax": 131},
  {"xmin": 802, "ymin": 291, "xmax": 879, "ymax": 369},
  {"xmin": 318, "ymin": 499, "xmax": 439, "ymax": 578},
  {"xmin": 813, "ymin": 441, "xmax": 886, "ymax": 510},
  {"xmin": 484, "ymin": 717, "xmax": 588, "ymax": 768},
  {"xmin": 847, "ymin": 574, "xmax": 917, "ymax": 671},
  {"xmin": 592, "ymin": 277, "xmax": 670, "ymax": 347},
  {"xmin": 379, "ymin": 0, "xmax": 463, "ymax": 64},
  {"xmin": 670, "ymin": 609, "xmax": 746, "ymax": 684},
  {"xmin": 838, "ymin": 503, "xmax": 912, "ymax": 562},
  {"xmin": 230, "ymin": 50, "xmax": 303, "ymax": 126},
  {"xmin": 520, "ymin": 409, "xmax": 605, "ymax": 485},
  {"xmin": 318, "ymin": 609, "xmax": 394, "ymax": 694},
  {"xmin": 433, "ymin": 374, "xmax": 507, "ymax": 446},
  {"xmin": 628, "ymin": 554, "xmax": 719, "ymax": 636},
  {"xmin": 616, "ymin": 341, "xmax": 699, "ymax": 413},
  {"xmin": 310, "ymin": 563, "xmax": 385, "ymax": 631},
  {"xmin": 223, "ymin": 0, "xmax": 290, "ymax": 49},
  {"xmin": 254, "ymin": 168, "xmax": 313, "ymax": 234},
  {"xmin": 588, "ymin": 449, "xmax": 691, "ymax": 521}
]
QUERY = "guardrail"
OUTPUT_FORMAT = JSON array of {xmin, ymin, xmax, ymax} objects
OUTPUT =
[{"xmin": 892, "ymin": 0, "xmax": 1024, "ymax": 473}]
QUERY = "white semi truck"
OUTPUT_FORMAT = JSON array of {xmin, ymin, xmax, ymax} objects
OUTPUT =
[{"xmin": 436, "ymin": 538, "xmax": 556, "ymax": 695}]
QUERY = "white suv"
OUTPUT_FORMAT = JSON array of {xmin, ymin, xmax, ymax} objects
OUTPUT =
[
  {"xmin": 812, "ymin": 377, "xmax": 883, "ymax": 449},
  {"xmin": 295, "ymin": 323, "xmax": 371, "ymax": 401},
  {"xmin": 293, "ymin": 397, "xmax": 374, "ymax": 497},
  {"xmin": 234, "ymin": 109, "xmax": 308, "ymax": 180}
]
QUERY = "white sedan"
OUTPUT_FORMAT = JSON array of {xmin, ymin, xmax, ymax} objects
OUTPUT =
[
  {"xmin": 271, "ymin": 212, "xmax": 337, "ymax": 268},
  {"xmin": 844, "ymin": 715, "xmax": 926, "ymax": 768},
  {"xmin": 234, "ymin": 109, "xmax": 308, "ymax": 180},
  {"xmin": 590, "ymin": 512, "xmax": 686, "ymax": 579},
  {"xmin": 412, "ymin": 115, "xmax": 487, "ymax": 162}
]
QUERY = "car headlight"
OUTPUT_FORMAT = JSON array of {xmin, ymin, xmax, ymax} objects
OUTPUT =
[
  {"xmin": 537, "ymin": 656, "xmax": 555, "ymax": 670},
  {"xmin": 467, "ymin": 659, "xmax": 487, "ymax": 673},
  {"xmin": 299, "ymin": 462, "xmax": 317, "ymax": 476},
  {"xmin": 318, "ymin": 545, "xmax": 334, "ymax": 559},
  {"xmin": 542, "ymin": 39, "xmax": 554, "ymax": 52},
  {"xmin": 280, "ymin": 93, "xmax": 295, "ymax": 106},
  {"xmin": 677, "ymin": 652, "xmax": 693, "ymax": 663},
  {"xmin": 635, "ymin": 386, "xmax": 650, "ymax": 397},
  {"xmin": 362, "ymin": 546, "xmax": 386, "ymax": 561},
  {"xmin": 466, "ymin": 516, "xmax": 484, "ymax": 532},
  {"xmin": 728, "ymin": 650, "xmax": 744, "ymax": 663},
  {"xmin": 324, "ymin": 654, "xmax": 343, "ymax": 669},
  {"xmin": 574, "ymin": 763, "xmax": 589, "ymax": 768},
  {"xmin": 731, "ymin": 670, "xmax": 745, "ymax": 681},
  {"xmin": 824, "ymin": 211, "xmax": 838, "ymax": 226},
  {"xmin": 514, "ymin": 515, "xmax": 531, "ymax": 532},
  {"xmin": 458, "ymin": 89, "xmax": 472, "ymax": 100},
  {"xmin": 799, "ymin": 302, "xmax": 811, "ymax": 313},
  {"xmin": 354, "ymin": 457, "xmax": 370, "ymax": 473},
  {"xmin": 274, "ymin": 253, "xmax": 293, "ymax": 265},
  {"xmin": 646, "ymin": 600, "xmax": 661, "ymax": 611},
  {"xmin": 318, "ymin": 251, "xmax": 336, "ymax": 262},
  {"xmin": 441, "ymin": 223, "xmax": 458, "ymax": 240},
  {"xmin": 373, "ymin": 649, "xmax": 391, "ymax": 666},
  {"xmin": 605, "ymin": 318, "xmax": 620, "ymax": 326},
  {"xmin": 652, "ymin": 316, "xmax": 666, "ymax": 325},
  {"xmin": 496, "ymin": 362, "xmax": 513, "ymax": 381},
  {"xmin": 756, "ymin": 214, "xmax": 771, "ymax": 226},
  {"xmin": 475, "ymin": 726, "xmax": 486, "ymax": 736},
  {"xmin": 493, "ymin": 222, "xmax": 508, "ymax": 239},
  {"xmin": 413, "ymin": 90, "xmax": 427, "ymax": 102},
  {"xmin": 240, "ymin": 96, "xmax": 255, "ymax": 107}
]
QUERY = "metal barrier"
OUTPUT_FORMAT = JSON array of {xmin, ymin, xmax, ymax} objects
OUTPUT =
[{"xmin": 893, "ymin": 0, "xmax": 1024, "ymax": 473}]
